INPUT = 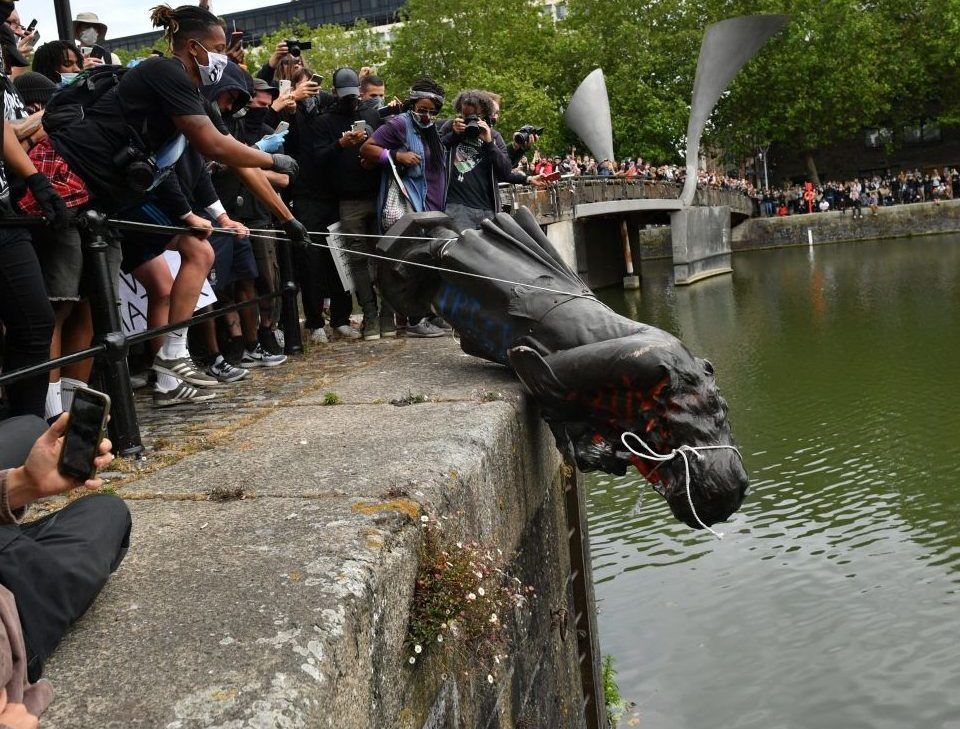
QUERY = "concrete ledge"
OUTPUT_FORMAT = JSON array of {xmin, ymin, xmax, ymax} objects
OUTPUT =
[{"xmin": 42, "ymin": 338, "xmax": 584, "ymax": 728}]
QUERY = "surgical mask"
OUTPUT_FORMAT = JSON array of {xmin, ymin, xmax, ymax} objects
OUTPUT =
[
  {"xmin": 411, "ymin": 109, "xmax": 436, "ymax": 129},
  {"xmin": 194, "ymin": 41, "xmax": 228, "ymax": 86},
  {"xmin": 78, "ymin": 28, "xmax": 99, "ymax": 46},
  {"xmin": 59, "ymin": 72, "xmax": 78, "ymax": 86},
  {"xmin": 367, "ymin": 94, "xmax": 384, "ymax": 108}
]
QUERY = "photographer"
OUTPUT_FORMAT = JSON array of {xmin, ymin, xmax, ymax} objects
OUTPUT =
[
  {"xmin": 256, "ymin": 38, "xmax": 310, "ymax": 85},
  {"xmin": 440, "ymin": 89, "xmax": 545, "ymax": 232},
  {"xmin": 0, "ymin": 413, "xmax": 130, "ymax": 686}
]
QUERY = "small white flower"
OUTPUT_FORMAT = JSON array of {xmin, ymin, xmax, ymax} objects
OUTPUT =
[
  {"xmin": 476, "ymin": 571, "xmax": 483, "ymax": 580},
  {"xmin": 487, "ymin": 674, "xmax": 494, "ymax": 684},
  {"xmin": 441, "ymin": 622, "xmax": 448, "ymax": 629},
  {"xmin": 489, "ymin": 613, "xmax": 498, "ymax": 623},
  {"xmin": 477, "ymin": 587, "xmax": 485, "ymax": 597},
  {"xmin": 409, "ymin": 656, "xmax": 416, "ymax": 664},
  {"xmin": 456, "ymin": 541, "xmax": 463, "ymax": 548},
  {"xmin": 466, "ymin": 592, "xmax": 476, "ymax": 601},
  {"xmin": 414, "ymin": 644, "xmax": 422, "ymax": 654},
  {"xmin": 420, "ymin": 515, "xmax": 429, "ymax": 523},
  {"xmin": 494, "ymin": 655, "xmax": 501, "ymax": 664},
  {"xmin": 437, "ymin": 634, "xmax": 444, "ymax": 643}
]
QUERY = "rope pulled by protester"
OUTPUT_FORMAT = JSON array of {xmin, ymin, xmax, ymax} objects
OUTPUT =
[
  {"xmin": 105, "ymin": 218, "xmax": 597, "ymax": 302},
  {"xmin": 620, "ymin": 431, "xmax": 744, "ymax": 540}
]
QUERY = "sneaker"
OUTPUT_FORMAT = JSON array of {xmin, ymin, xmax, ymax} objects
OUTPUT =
[
  {"xmin": 361, "ymin": 319, "xmax": 381, "ymax": 341},
  {"xmin": 332, "ymin": 324, "xmax": 361, "ymax": 340},
  {"xmin": 310, "ymin": 328, "xmax": 329, "ymax": 344},
  {"xmin": 406, "ymin": 317, "xmax": 446, "ymax": 338},
  {"xmin": 153, "ymin": 354, "xmax": 220, "ymax": 388},
  {"xmin": 206, "ymin": 355, "xmax": 249, "ymax": 385},
  {"xmin": 380, "ymin": 315, "xmax": 397, "ymax": 338},
  {"xmin": 258, "ymin": 327, "xmax": 283, "ymax": 355},
  {"xmin": 153, "ymin": 382, "xmax": 217, "ymax": 408},
  {"xmin": 429, "ymin": 316, "xmax": 453, "ymax": 331},
  {"xmin": 240, "ymin": 343, "xmax": 288, "ymax": 368}
]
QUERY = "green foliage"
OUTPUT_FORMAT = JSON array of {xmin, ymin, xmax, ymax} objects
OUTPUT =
[
  {"xmin": 114, "ymin": 44, "xmax": 161, "ymax": 66},
  {"xmin": 602, "ymin": 655, "xmax": 628, "ymax": 726},
  {"xmin": 321, "ymin": 392, "xmax": 341, "ymax": 405}
]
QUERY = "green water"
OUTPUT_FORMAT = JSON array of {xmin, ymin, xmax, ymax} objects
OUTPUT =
[{"xmin": 587, "ymin": 235, "xmax": 960, "ymax": 729}]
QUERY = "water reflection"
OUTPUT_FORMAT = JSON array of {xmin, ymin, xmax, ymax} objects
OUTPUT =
[{"xmin": 588, "ymin": 235, "xmax": 960, "ymax": 729}]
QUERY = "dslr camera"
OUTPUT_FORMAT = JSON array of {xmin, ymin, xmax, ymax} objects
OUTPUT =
[
  {"xmin": 514, "ymin": 124, "xmax": 545, "ymax": 146},
  {"xmin": 113, "ymin": 145, "xmax": 158, "ymax": 193},
  {"xmin": 284, "ymin": 38, "xmax": 312, "ymax": 58},
  {"xmin": 463, "ymin": 114, "xmax": 482, "ymax": 140}
]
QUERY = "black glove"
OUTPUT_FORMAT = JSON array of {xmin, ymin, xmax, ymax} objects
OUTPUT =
[
  {"xmin": 26, "ymin": 173, "xmax": 69, "ymax": 230},
  {"xmin": 281, "ymin": 217, "xmax": 311, "ymax": 248},
  {"xmin": 271, "ymin": 154, "xmax": 299, "ymax": 179}
]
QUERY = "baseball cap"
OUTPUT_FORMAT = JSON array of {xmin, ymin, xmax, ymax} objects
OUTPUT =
[
  {"xmin": 332, "ymin": 67, "xmax": 360, "ymax": 96},
  {"xmin": 251, "ymin": 77, "xmax": 279, "ymax": 98}
]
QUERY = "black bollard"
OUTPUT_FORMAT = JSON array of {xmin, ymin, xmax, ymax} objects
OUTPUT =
[
  {"xmin": 78, "ymin": 210, "xmax": 144, "ymax": 457},
  {"xmin": 275, "ymin": 239, "xmax": 303, "ymax": 355}
]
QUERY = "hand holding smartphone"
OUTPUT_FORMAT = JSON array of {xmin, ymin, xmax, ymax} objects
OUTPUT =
[
  {"xmin": 278, "ymin": 79, "xmax": 292, "ymax": 95},
  {"xmin": 57, "ymin": 387, "xmax": 111, "ymax": 482},
  {"xmin": 351, "ymin": 120, "xmax": 366, "ymax": 134}
]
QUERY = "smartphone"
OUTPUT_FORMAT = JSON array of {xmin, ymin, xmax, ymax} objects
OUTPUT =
[
  {"xmin": 310, "ymin": 73, "xmax": 322, "ymax": 85},
  {"xmin": 26, "ymin": 18, "xmax": 37, "ymax": 32},
  {"xmin": 57, "ymin": 386, "xmax": 111, "ymax": 481},
  {"xmin": 80, "ymin": 46, "xmax": 92, "ymax": 56},
  {"xmin": 228, "ymin": 30, "xmax": 243, "ymax": 49},
  {"xmin": 274, "ymin": 121, "xmax": 289, "ymax": 134},
  {"xmin": 278, "ymin": 79, "xmax": 291, "ymax": 94},
  {"xmin": 351, "ymin": 120, "xmax": 366, "ymax": 134},
  {"xmin": 90, "ymin": 45, "xmax": 108, "ymax": 61},
  {"xmin": 541, "ymin": 171, "xmax": 562, "ymax": 183}
]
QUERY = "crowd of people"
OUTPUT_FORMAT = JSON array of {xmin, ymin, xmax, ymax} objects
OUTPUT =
[
  {"xmin": 757, "ymin": 169, "xmax": 960, "ymax": 217},
  {"xmin": 517, "ymin": 150, "xmax": 758, "ymax": 195}
]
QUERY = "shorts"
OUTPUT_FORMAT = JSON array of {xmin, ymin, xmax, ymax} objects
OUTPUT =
[
  {"xmin": 249, "ymin": 226, "xmax": 279, "ymax": 295},
  {"xmin": 116, "ymin": 201, "xmax": 180, "ymax": 274},
  {"xmin": 208, "ymin": 230, "xmax": 258, "ymax": 292},
  {"xmin": 31, "ymin": 214, "xmax": 121, "ymax": 302}
]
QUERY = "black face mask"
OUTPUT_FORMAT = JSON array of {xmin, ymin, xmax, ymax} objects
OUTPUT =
[
  {"xmin": 244, "ymin": 106, "xmax": 269, "ymax": 126},
  {"xmin": 338, "ymin": 95, "xmax": 358, "ymax": 114}
]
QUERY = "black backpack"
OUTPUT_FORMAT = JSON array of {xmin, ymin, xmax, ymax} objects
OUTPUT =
[{"xmin": 41, "ymin": 65, "xmax": 131, "ymax": 134}]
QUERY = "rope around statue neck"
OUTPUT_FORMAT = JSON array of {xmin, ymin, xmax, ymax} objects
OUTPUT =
[{"xmin": 621, "ymin": 432, "xmax": 743, "ymax": 540}]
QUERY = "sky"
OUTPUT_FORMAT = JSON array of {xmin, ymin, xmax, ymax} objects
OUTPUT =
[{"xmin": 26, "ymin": 0, "xmax": 278, "ymax": 42}]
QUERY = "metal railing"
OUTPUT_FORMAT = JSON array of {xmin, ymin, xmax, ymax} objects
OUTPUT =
[
  {"xmin": 0, "ymin": 210, "xmax": 303, "ymax": 457},
  {"xmin": 501, "ymin": 177, "xmax": 757, "ymax": 223}
]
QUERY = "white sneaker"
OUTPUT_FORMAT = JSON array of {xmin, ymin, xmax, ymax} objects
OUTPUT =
[
  {"xmin": 240, "ymin": 343, "xmax": 288, "ymax": 368},
  {"xmin": 332, "ymin": 324, "xmax": 361, "ymax": 340},
  {"xmin": 310, "ymin": 328, "xmax": 329, "ymax": 344}
]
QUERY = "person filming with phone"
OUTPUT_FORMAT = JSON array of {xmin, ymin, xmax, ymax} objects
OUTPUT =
[{"xmin": 0, "ymin": 392, "xmax": 130, "ymax": 719}]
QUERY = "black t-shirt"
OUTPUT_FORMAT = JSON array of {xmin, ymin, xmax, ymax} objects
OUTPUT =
[
  {"xmin": 447, "ymin": 138, "xmax": 493, "ymax": 210},
  {"xmin": 50, "ymin": 57, "xmax": 206, "ymax": 211}
]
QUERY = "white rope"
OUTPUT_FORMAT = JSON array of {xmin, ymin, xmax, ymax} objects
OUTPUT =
[
  {"xmin": 620, "ymin": 431, "xmax": 744, "ymax": 540},
  {"xmin": 107, "ymin": 219, "xmax": 596, "ymax": 301}
]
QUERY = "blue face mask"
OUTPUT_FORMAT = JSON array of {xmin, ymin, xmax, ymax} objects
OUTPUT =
[{"xmin": 59, "ymin": 72, "xmax": 78, "ymax": 86}]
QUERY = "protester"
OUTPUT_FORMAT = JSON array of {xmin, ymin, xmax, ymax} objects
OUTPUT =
[
  {"xmin": 30, "ymin": 40, "xmax": 82, "ymax": 84},
  {"xmin": 361, "ymin": 77, "xmax": 449, "ymax": 338}
]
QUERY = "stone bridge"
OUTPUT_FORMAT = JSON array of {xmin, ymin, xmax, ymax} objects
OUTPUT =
[{"xmin": 499, "ymin": 178, "xmax": 757, "ymax": 288}]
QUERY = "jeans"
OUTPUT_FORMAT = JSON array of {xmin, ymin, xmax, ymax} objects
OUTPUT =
[
  {"xmin": 339, "ymin": 198, "xmax": 393, "ymax": 322},
  {"xmin": 291, "ymin": 196, "xmax": 352, "ymax": 329},
  {"xmin": 445, "ymin": 202, "xmax": 496, "ymax": 232},
  {"xmin": 0, "ymin": 228, "xmax": 55, "ymax": 418}
]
